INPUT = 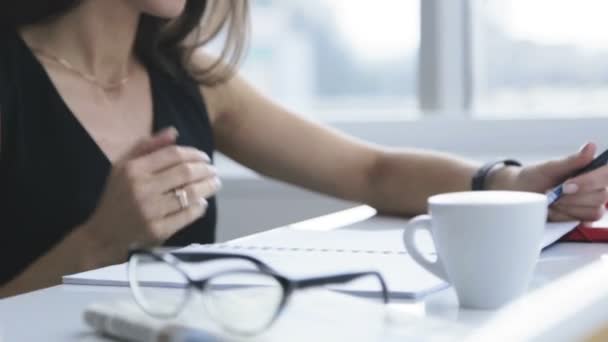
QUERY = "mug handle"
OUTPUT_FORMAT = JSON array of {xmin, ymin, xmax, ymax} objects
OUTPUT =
[{"xmin": 403, "ymin": 215, "xmax": 448, "ymax": 281}]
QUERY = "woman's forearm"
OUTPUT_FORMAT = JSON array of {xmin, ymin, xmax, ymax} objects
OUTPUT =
[
  {"xmin": 364, "ymin": 149, "xmax": 479, "ymax": 216},
  {"xmin": 0, "ymin": 224, "xmax": 116, "ymax": 298},
  {"xmin": 364, "ymin": 149, "xmax": 522, "ymax": 216}
]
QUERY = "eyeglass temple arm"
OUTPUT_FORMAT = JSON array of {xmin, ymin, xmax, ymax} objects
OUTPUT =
[
  {"xmin": 292, "ymin": 271, "xmax": 390, "ymax": 304},
  {"xmin": 170, "ymin": 252, "xmax": 276, "ymax": 273}
]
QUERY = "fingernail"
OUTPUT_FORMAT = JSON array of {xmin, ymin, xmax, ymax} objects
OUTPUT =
[
  {"xmin": 207, "ymin": 165, "xmax": 218, "ymax": 175},
  {"xmin": 200, "ymin": 152, "xmax": 210, "ymax": 162},
  {"xmin": 155, "ymin": 127, "xmax": 178, "ymax": 141},
  {"xmin": 198, "ymin": 198, "xmax": 208, "ymax": 207},
  {"xmin": 563, "ymin": 183, "xmax": 579, "ymax": 194},
  {"xmin": 163, "ymin": 126, "xmax": 179, "ymax": 138},
  {"xmin": 214, "ymin": 177, "xmax": 222, "ymax": 189}
]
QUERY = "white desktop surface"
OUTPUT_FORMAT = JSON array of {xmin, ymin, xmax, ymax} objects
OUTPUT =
[{"xmin": 1, "ymin": 207, "xmax": 608, "ymax": 341}]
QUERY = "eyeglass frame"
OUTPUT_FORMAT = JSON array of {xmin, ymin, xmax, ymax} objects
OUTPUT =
[{"xmin": 127, "ymin": 247, "xmax": 390, "ymax": 335}]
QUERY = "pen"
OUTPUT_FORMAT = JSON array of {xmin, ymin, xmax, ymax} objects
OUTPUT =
[{"xmin": 547, "ymin": 148, "xmax": 608, "ymax": 206}]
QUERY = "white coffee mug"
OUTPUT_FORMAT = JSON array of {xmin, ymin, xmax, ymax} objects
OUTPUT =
[{"xmin": 403, "ymin": 191, "xmax": 547, "ymax": 309}]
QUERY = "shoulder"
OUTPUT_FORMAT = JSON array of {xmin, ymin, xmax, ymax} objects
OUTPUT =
[{"xmin": 191, "ymin": 51, "xmax": 258, "ymax": 127}]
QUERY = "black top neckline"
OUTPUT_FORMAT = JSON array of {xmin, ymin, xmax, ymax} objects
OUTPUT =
[
  {"xmin": 0, "ymin": 28, "xmax": 218, "ymax": 285},
  {"xmin": 12, "ymin": 31, "xmax": 164, "ymax": 165}
]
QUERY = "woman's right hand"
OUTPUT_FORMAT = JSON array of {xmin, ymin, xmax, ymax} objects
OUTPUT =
[{"xmin": 82, "ymin": 128, "xmax": 221, "ymax": 262}]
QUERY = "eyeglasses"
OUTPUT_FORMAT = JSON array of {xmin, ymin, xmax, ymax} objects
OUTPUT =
[{"xmin": 127, "ymin": 248, "xmax": 389, "ymax": 336}]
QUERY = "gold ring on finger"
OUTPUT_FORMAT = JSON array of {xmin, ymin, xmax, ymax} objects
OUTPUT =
[{"xmin": 173, "ymin": 188, "xmax": 189, "ymax": 210}]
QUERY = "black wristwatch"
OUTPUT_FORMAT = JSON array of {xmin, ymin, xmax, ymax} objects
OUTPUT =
[{"xmin": 471, "ymin": 159, "xmax": 522, "ymax": 191}]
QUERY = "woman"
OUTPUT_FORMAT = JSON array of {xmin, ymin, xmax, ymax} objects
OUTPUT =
[{"xmin": 0, "ymin": 0, "xmax": 606, "ymax": 298}]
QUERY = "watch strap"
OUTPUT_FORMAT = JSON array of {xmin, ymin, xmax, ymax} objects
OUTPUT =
[{"xmin": 471, "ymin": 159, "xmax": 522, "ymax": 191}]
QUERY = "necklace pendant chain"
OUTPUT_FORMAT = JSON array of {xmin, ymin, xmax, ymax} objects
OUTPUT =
[{"xmin": 32, "ymin": 48, "xmax": 131, "ymax": 91}]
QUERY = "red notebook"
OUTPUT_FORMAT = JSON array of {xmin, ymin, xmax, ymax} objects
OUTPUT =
[{"xmin": 559, "ymin": 203, "xmax": 608, "ymax": 242}]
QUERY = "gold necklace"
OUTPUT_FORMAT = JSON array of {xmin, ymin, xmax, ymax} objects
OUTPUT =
[{"xmin": 31, "ymin": 47, "xmax": 132, "ymax": 91}]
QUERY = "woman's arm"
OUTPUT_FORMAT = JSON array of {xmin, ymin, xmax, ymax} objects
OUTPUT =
[
  {"xmin": 0, "ymin": 130, "xmax": 220, "ymax": 298},
  {"xmin": 202, "ymin": 71, "xmax": 482, "ymax": 216},
  {"xmin": 202, "ymin": 64, "xmax": 608, "ymax": 221}
]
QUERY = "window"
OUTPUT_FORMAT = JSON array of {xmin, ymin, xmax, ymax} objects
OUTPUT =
[
  {"xmin": 239, "ymin": 1, "xmax": 608, "ymax": 120},
  {"xmin": 476, "ymin": 0, "xmax": 608, "ymax": 118},
  {"xmin": 216, "ymin": 0, "xmax": 608, "ymax": 177},
  {"xmin": 243, "ymin": 0, "xmax": 420, "ymax": 121}
]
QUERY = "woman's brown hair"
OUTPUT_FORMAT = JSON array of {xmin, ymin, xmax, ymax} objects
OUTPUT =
[{"xmin": 0, "ymin": 0, "xmax": 250, "ymax": 86}]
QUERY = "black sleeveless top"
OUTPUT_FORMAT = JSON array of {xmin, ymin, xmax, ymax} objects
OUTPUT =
[{"xmin": 0, "ymin": 30, "xmax": 217, "ymax": 284}]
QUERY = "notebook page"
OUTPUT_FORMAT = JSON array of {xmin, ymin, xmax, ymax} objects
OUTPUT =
[
  {"xmin": 63, "ymin": 218, "xmax": 580, "ymax": 297},
  {"xmin": 64, "ymin": 246, "xmax": 447, "ymax": 299},
  {"xmin": 193, "ymin": 244, "xmax": 447, "ymax": 298},
  {"xmin": 220, "ymin": 228, "xmax": 432, "ymax": 254},
  {"xmin": 542, "ymin": 221, "xmax": 579, "ymax": 248},
  {"xmin": 244, "ymin": 216, "xmax": 576, "ymax": 252}
]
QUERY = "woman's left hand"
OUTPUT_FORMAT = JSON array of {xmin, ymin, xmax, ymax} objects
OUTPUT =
[{"xmin": 492, "ymin": 142, "xmax": 608, "ymax": 222}]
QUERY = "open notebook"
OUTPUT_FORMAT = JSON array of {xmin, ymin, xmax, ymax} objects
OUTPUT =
[{"xmin": 63, "ymin": 217, "xmax": 579, "ymax": 299}]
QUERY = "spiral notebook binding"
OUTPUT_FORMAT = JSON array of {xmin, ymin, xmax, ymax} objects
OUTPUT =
[{"xmin": 199, "ymin": 242, "xmax": 409, "ymax": 255}]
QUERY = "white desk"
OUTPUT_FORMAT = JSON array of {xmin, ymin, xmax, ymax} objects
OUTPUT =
[{"xmin": 1, "ymin": 207, "xmax": 608, "ymax": 341}]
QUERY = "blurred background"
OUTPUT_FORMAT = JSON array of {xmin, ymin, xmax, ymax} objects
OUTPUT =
[
  {"xmin": 241, "ymin": 0, "xmax": 608, "ymax": 119},
  {"xmin": 216, "ymin": 0, "xmax": 608, "ymax": 241}
]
